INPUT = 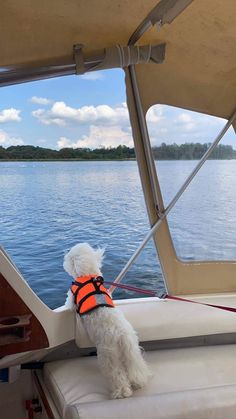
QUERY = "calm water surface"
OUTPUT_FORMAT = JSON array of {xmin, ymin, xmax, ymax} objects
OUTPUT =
[{"xmin": 1, "ymin": 160, "xmax": 236, "ymax": 308}]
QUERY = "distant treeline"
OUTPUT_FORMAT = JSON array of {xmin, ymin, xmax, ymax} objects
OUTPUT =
[
  {"xmin": 0, "ymin": 143, "xmax": 235, "ymax": 160},
  {"xmin": 152, "ymin": 143, "xmax": 236, "ymax": 160},
  {"xmin": 0, "ymin": 145, "xmax": 135, "ymax": 160}
]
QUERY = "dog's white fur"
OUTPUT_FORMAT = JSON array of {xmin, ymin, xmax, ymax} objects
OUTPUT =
[{"xmin": 64, "ymin": 243, "xmax": 151, "ymax": 399}]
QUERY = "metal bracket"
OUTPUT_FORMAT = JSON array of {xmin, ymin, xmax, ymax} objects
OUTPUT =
[{"xmin": 73, "ymin": 44, "xmax": 85, "ymax": 75}]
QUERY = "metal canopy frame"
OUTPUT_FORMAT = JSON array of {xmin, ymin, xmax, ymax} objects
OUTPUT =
[
  {"xmin": 0, "ymin": 43, "xmax": 166, "ymax": 87},
  {"xmin": 109, "ymin": 1, "xmax": 236, "ymax": 293},
  {"xmin": 128, "ymin": 0, "xmax": 194, "ymax": 45},
  {"xmin": 0, "ymin": 56, "xmax": 95, "ymax": 88}
]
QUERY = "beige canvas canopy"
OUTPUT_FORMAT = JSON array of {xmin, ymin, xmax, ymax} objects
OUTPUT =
[
  {"xmin": 1, "ymin": 0, "xmax": 236, "ymax": 295},
  {"xmin": 1, "ymin": 0, "xmax": 235, "ymax": 122}
]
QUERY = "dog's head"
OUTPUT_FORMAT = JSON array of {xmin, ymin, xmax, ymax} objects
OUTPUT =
[{"xmin": 63, "ymin": 243, "xmax": 105, "ymax": 278}]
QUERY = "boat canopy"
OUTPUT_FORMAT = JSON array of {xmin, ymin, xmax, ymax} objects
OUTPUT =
[
  {"xmin": 1, "ymin": 0, "xmax": 235, "ymax": 128},
  {"xmin": 1, "ymin": 1, "xmax": 236, "ymax": 296}
]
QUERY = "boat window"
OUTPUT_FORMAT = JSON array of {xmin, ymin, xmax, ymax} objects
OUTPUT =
[
  {"xmin": 0, "ymin": 71, "xmax": 165, "ymax": 308},
  {"xmin": 146, "ymin": 105, "xmax": 236, "ymax": 261}
]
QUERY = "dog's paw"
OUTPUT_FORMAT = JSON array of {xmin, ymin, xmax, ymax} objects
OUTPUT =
[
  {"xmin": 129, "ymin": 368, "xmax": 152, "ymax": 390},
  {"xmin": 131, "ymin": 379, "xmax": 147, "ymax": 390},
  {"xmin": 111, "ymin": 385, "xmax": 133, "ymax": 399},
  {"xmin": 131, "ymin": 380, "xmax": 147, "ymax": 390}
]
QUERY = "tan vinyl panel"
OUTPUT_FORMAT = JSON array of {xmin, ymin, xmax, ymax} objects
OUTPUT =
[
  {"xmin": 125, "ymin": 0, "xmax": 236, "ymax": 294},
  {"xmin": 127, "ymin": 61, "xmax": 236, "ymax": 294},
  {"xmin": 1, "ymin": 0, "xmax": 234, "ymax": 120},
  {"xmin": 127, "ymin": 62, "xmax": 236, "ymax": 294},
  {"xmin": 137, "ymin": 0, "xmax": 236, "ymax": 120},
  {"xmin": 0, "ymin": 0, "xmax": 158, "ymax": 67},
  {"xmin": 1, "ymin": 0, "xmax": 235, "ymax": 120},
  {"xmin": 125, "ymin": 68, "xmax": 178, "ymax": 293}
]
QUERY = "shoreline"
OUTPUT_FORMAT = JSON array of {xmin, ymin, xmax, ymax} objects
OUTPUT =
[
  {"xmin": 0, "ymin": 158, "xmax": 235, "ymax": 162},
  {"xmin": 0, "ymin": 158, "xmax": 137, "ymax": 162}
]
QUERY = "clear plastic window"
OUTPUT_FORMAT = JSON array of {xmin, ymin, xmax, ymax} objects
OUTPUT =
[{"xmin": 146, "ymin": 105, "xmax": 236, "ymax": 261}]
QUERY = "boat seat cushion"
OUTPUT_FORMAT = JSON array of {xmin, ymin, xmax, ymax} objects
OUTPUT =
[
  {"xmin": 75, "ymin": 297, "xmax": 236, "ymax": 348},
  {"xmin": 43, "ymin": 344, "xmax": 236, "ymax": 419}
]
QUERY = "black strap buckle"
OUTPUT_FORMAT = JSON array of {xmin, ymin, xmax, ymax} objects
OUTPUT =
[{"xmin": 94, "ymin": 276, "xmax": 104, "ymax": 284}]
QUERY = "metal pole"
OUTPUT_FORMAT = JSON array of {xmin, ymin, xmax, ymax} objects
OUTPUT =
[
  {"xmin": 0, "ymin": 59, "xmax": 100, "ymax": 88},
  {"xmin": 127, "ymin": 64, "xmax": 169, "ymax": 291},
  {"xmin": 128, "ymin": 0, "xmax": 194, "ymax": 46},
  {"xmin": 128, "ymin": 65, "xmax": 162, "ymax": 211},
  {"xmin": 128, "ymin": 20, "xmax": 152, "ymax": 46},
  {"xmin": 109, "ymin": 109, "xmax": 236, "ymax": 293}
]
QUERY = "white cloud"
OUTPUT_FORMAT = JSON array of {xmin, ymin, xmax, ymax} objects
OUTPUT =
[
  {"xmin": 0, "ymin": 108, "xmax": 21, "ymax": 123},
  {"xmin": 174, "ymin": 112, "xmax": 196, "ymax": 131},
  {"xmin": 57, "ymin": 125, "xmax": 133, "ymax": 149},
  {"xmin": 31, "ymin": 99, "xmax": 229, "ymax": 150},
  {"xmin": 32, "ymin": 109, "xmax": 65, "ymax": 126},
  {"xmin": 146, "ymin": 105, "xmax": 225, "ymax": 145},
  {"xmin": 51, "ymin": 101, "xmax": 129, "ymax": 125},
  {"xmin": 32, "ymin": 102, "xmax": 129, "ymax": 127},
  {"xmin": 81, "ymin": 72, "xmax": 104, "ymax": 81},
  {"xmin": 57, "ymin": 137, "xmax": 72, "ymax": 149},
  {"xmin": 0, "ymin": 130, "xmax": 24, "ymax": 146},
  {"xmin": 30, "ymin": 96, "xmax": 52, "ymax": 105},
  {"xmin": 146, "ymin": 105, "xmax": 164, "ymax": 123},
  {"xmin": 177, "ymin": 113, "xmax": 192, "ymax": 123}
]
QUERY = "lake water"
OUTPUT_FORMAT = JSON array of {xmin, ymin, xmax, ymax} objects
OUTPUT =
[{"xmin": 1, "ymin": 160, "xmax": 236, "ymax": 309}]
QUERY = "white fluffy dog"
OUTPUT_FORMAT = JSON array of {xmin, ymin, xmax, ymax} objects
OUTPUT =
[{"xmin": 64, "ymin": 243, "xmax": 150, "ymax": 399}]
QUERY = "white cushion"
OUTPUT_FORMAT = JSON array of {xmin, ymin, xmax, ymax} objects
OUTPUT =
[
  {"xmin": 65, "ymin": 387, "xmax": 236, "ymax": 419},
  {"xmin": 44, "ymin": 344, "xmax": 236, "ymax": 419},
  {"xmin": 75, "ymin": 297, "xmax": 236, "ymax": 348}
]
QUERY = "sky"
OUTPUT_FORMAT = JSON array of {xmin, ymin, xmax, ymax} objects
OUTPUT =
[{"xmin": 0, "ymin": 69, "xmax": 235, "ymax": 150}]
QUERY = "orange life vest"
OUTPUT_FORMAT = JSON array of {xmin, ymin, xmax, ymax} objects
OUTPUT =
[{"xmin": 70, "ymin": 275, "xmax": 115, "ymax": 315}]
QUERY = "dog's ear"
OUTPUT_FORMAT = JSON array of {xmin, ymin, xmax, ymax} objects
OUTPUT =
[
  {"xmin": 63, "ymin": 253, "xmax": 76, "ymax": 278},
  {"xmin": 95, "ymin": 247, "xmax": 105, "ymax": 268}
]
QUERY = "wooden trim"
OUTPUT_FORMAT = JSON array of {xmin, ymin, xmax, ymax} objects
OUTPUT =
[
  {"xmin": 0, "ymin": 273, "xmax": 49, "ymax": 357},
  {"xmin": 33, "ymin": 371, "xmax": 56, "ymax": 419}
]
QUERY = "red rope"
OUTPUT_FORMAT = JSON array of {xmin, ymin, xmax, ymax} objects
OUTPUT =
[
  {"xmin": 105, "ymin": 283, "xmax": 236, "ymax": 313},
  {"xmin": 165, "ymin": 294, "xmax": 236, "ymax": 313},
  {"xmin": 104, "ymin": 280, "xmax": 156, "ymax": 296}
]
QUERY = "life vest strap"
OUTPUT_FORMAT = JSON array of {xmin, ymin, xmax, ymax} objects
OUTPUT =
[
  {"xmin": 72, "ymin": 276, "xmax": 104, "ymax": 289},
  {"xmin": 71, "ymin": 276, "xmax": 104, "ymax": 303},
  {"xmin": 77, "ymin": 289, "xmax": 112, "ymax": 314},
  {"xmin": 71, "ymin": 275, "xmax": 114, "ymax": 315}
]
